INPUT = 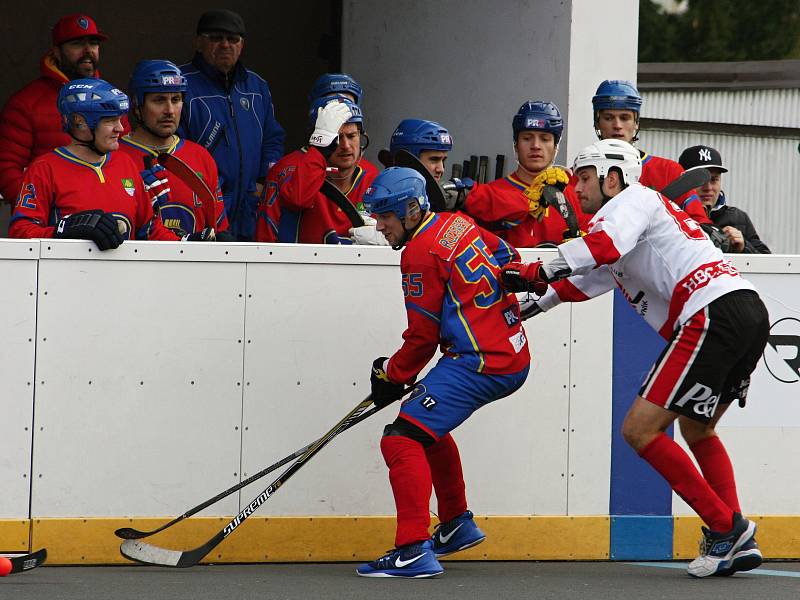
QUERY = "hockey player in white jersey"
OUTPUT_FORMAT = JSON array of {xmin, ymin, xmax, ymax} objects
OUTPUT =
[{"xmin": 499, "ymin": 139, "xmax": 769, "ymax": 579}]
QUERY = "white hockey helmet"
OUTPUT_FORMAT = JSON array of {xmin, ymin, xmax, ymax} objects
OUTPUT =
[{"xmin": 573, "ymin": 139, "xmax": 642, "ymax": 186}]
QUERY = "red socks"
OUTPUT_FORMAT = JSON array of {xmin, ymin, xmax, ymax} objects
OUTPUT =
[
  {"xmin": 639, "ymin": 433, "xmax": 733, "ymax": 532},
  {"xmin": 381, "ymin": 435, "xmax": 432, "ymax": 547},
  {"xmin": 689, "ymin": 435, "xmax": 741, "ymax": 513},
  {"xmin": 426, "ymin": 434, "xmax": 467, "ymax": 523}
]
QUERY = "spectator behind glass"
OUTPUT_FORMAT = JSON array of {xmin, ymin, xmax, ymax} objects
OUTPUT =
[
  {"xmin": 678, "ymin": 145, "xmax": 771, "ymax": 254},
  {"xmin": 0, "ymin": 14, "xmax": 115, "ymax": 205},
  {"xmin": 178, "ymin": 9, "xmax": 285, "ymax": 241}
]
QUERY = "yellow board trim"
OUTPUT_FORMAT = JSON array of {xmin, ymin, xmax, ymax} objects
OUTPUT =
[
  {"xmin": 0, "ymin": 519, "xmax": 30, "ymax": 551},
  {"xmin": 20, "ymin": 515, "xmax": 800, "ymax": 564},
  {"xmin": 30, "ymin": 516, "xmax": 609, "ymax": 565}
]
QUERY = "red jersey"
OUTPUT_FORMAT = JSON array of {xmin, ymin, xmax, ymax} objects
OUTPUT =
[
  {"xmin": 387, "ymin": 211, "xmax": 530, "ymax": 384},
  {"xmin": 256, "ymin": 146, "xmax": 376, "ymax": 244},
  {"xmin": 640, "ymin": 151, "xmax": 710, "ymax": 225},
  {"xmin": 359, "ymin": 157, "xmax": 380, "ymax": 180},
  {"xmin": 462, "ymin": 173, "xmax": 591, "ymax": 248},
  {"xmin": 118, "ymin": 135, "xmax": 229, "ymax": 237},
  {"xmin": 9, "ymin": 148, "xmax": 177, "ymax": 241}
]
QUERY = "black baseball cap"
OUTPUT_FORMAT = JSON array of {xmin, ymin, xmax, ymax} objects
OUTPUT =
[
  {"xmin": 678, "ymin": 145, "xmax": 728, "ymax": 173},
  {"xmin": 197, "ymin": 9, "xmax": 245, "ymax": 36}
]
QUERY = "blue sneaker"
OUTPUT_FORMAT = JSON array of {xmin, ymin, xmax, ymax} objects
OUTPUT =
[
  {"xmin": 431, "ymin": 510, "xmax": 486, "ymax": 557},
  {"xmin": 688, "ymin": 512, "xmax": 758, "ymax": 578},
  {"xmin": 356, "ymin": 540, "xmax": 443, "ymax": 578}
]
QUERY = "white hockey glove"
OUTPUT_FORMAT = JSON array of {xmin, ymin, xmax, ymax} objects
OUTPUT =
[
  {"xmin": 309, "ymin": 100, "xmax": 352, "ymax": 148},
  {"xmin": 349, "ymin": 224, "xmax": 390, "ymax": 246}
]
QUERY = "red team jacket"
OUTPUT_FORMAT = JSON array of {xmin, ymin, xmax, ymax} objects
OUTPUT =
[
  {"xmin": 256, "ymin": 146, "xmax": 376, "ymax": 244},
  {"xmin": 0, "ymin": 53, "xmax": 129, "ymax": 204},
  {"xmin": 462, "ymin": 174, "xmax": 591, "ymax": 248},
  {"xmin": 640, "ymin": 152, "xmax": 711, "ymax": 225},
  {"xmin": 9, "ymin": 148, "xmax": 178, "ymax": 241},
  {"xmin": 118, "ymin": 135, "xmax": 229, "ymax": 236},
  {"xmin": 387, "ymin": 211, "xmax": 531, "ymax": 384}
]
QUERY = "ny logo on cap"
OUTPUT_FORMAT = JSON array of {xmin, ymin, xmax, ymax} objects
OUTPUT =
[{"xmin": 698, "ymin": 148, "xmax": 712, "ymax": 162}]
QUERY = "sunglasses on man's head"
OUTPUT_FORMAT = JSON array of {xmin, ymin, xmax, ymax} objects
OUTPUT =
[{"xmin": 201, "ymin": 33, "xmax": 243, "ymax": 44}]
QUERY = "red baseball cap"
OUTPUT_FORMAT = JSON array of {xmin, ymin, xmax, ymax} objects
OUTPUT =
[{"xmin": 52, "ymin": 14, "xmax": 108, "ymax": 46}]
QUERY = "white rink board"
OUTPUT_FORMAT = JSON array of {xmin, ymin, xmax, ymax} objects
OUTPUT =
[
  {"xmin": 32, "ymin": 242, "xmax": 246, "ymax": 517},
  {"xmin": 0, "ymin": 241, "xmax": 38, "ymax": 518},
  {"xmin": 1, "ymin": 242, "xmax": 797, "ymax": 519}
]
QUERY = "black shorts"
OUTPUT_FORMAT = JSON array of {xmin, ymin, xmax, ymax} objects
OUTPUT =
[{"xmin": 639, "ymin": 290, "xmax": 769, "ymax": 423}]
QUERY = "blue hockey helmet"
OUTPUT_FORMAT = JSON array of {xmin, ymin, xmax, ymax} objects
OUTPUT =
[
  {"xmin": 592, "ymin": 80, "xmax": 642, "ymax": 114},
  {"xmin": 307, "ymin": 94, "xmax": 364, "ymax": 129},
  {"xmin": 363, "ymin": 167, "xmax": 428, "ymax": 219},
  {"xmin": 57, "ymin": 78, "xmax": 129, "ymax": 131},
  {"xmin": 308, "ymin": 73, "xmax": 363, "ymax": 105},
  {"xmin": 128, "ymin": 59, "xmax": 187, "ymax": 107},
  {"xmin": 389, "ymin": 119, "xmax": 453, "ymax": 157},
  {"xmin": 512, "ymin": 101, "xmax": 563, "ymax": 144}
]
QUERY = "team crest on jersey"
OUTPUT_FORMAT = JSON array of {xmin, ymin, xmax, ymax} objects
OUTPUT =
[
  {"xmin": 240, "ymin": 97, "xmax": 250, "ymax": 111},
  {"xmin": 121, "ymin": 178, "xmax": 135, "ymax": 196}
]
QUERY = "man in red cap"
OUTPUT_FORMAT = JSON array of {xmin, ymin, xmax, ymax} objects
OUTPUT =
[{"xmin": 0, "ymin": 14, "xmax": 111, "ymax": 206}]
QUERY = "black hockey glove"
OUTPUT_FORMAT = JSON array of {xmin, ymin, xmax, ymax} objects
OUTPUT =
[
  {"xmin": 182, "ymin": 227, "xmax": 216, "ymax": 242},
  {"xmin": 214, "ymin": 229, "xmax": 237, "ymax": 242},
  {"xmin": 699, "ymin": 223, "xmax": 732, "ymax": 253},
  {"xmin": 370, "ymin": 357, "xmax": 406, "ymax": 408},
  {"xmin": 54, "ymin": 209, "xmax": 124, "ymax": 251}
]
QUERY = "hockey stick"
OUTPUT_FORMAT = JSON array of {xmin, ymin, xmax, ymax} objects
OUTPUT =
[
  {"xmin": 660, "ymin": 167, "xmax": 710, "ymax": 202},
  {"xmin": 393, "ymin": 149, "xmax": 448, "ymax": 212},
  {"xmin": 4, "ymin": 548, "xmax": 47, "ymax": 574},
  {"xmin": 540, "ymin": 185, "xmax": 580, "ymax": 240},
  {"xmin": 320, "ymin": 180, "xmax": 365, "ymax": 227},
  {"xmin": 114, "ymin": 402, "xmax": 384, "ymax": 541},
  {"xmin": 478, "ymin": 156, "xmax": 489, "ymax": 184},
  {"xmin": 156, "ymin": 152, "xmax": 217, "ymax": 230},
  {"xmin": 494, "ymin": 154, "xmax": 505, "ymax": 181},
  {"xmin": 120, "ymin": 394, "xmax": 382, "ymax": 567}
]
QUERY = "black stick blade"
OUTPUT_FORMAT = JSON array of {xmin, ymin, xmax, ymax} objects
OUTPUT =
[
  {"xmin": 660, "ymin": 168, "xmax": 710, "ymax": 201},
  {"xmin": 8, "ymin": 548, "xmax": 47, "ymax": 574}
]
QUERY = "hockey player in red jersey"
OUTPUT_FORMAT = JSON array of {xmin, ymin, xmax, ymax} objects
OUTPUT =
[
  {"xmin": 255, "ymin": 95, "xmax": 381, "ymax": 244},
  {"xmin": 459, "ymin": 101, "xmax": 590, "ymax": 247},
  {"xmin": 591, "ymin": 80, "xmax": 712, "ymax": 228},
  {"xmin": 9, "ymin": 78, "xmax": 178, "ymax": 247},
  {"xmin": 118, "ymin": 59, "xmax": 230, "ymax": 241},
  {"xmin": 307, "ymin": 72, "xmax": 380, "ymax": 181},
  {"xmin": 356, "ymin": 167, "xmax": 530, "ymax": 578},
  {"xmin": 500, "ymin": 139, "xmax": 768, "ymax": 578}
]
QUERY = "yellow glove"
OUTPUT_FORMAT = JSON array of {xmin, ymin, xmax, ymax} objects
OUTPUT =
[{"xmin": 523, "ymin": 167, "xmax": 569, "ymax": 219}]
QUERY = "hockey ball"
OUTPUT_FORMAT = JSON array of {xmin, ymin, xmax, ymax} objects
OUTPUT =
[{"xmin": 0, "ymin": 557, "xmax": 12, "ymax": 576}]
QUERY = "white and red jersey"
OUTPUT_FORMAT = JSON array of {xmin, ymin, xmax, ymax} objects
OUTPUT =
[{"xmin": 537, "ymin": 183, "xmax": 755, "ymax": 339}]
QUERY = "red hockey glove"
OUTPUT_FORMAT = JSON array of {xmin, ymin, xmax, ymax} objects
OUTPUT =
[{"xmin": 499, "ymin": 261, "xmax": 549, "ymax": 295}]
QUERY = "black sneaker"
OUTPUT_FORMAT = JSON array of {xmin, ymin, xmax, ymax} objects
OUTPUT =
[{"xmin": 687, "ymin": 512, "xmax": 757, "ymax": 578}]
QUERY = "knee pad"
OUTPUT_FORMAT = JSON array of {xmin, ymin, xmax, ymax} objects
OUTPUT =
[{"xmin": 382, "ymin": 417, "xmax": 436, "ymax": 447}]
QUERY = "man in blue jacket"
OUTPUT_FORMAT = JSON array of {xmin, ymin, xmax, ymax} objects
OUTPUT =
[{"xmin": 179, "ymin": 9, "xmax": 285, "ymax": 241}]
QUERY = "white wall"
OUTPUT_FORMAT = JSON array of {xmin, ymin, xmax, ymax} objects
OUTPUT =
[{"xmin": 343, "ymin": 0, "xmax": 638, "ymax": 174}]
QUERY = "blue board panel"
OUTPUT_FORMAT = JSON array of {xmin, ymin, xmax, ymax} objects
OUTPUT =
[
  {"xmin": 610, "ymin": 290, "xmax": 672, "ymax": 515},
  {"xmin": 610, "ymin": 515, "xmax": 674, "ymax": 560}
]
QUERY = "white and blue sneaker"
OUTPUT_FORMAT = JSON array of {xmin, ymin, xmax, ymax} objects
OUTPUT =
[
  {"xmin": 431, "ymin": 510, "xmax": 486, "ymax": 558},
  {"xmin": 356, "ymin": 540, "xmax": 443, "ymax": 578},
  {"xmin": 713, "ymin": 536, "xmax": 763, "ymax": 577},
  {"xmin": 688, "ymin": 512, "xmax": 759, "ymax": 578}
]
